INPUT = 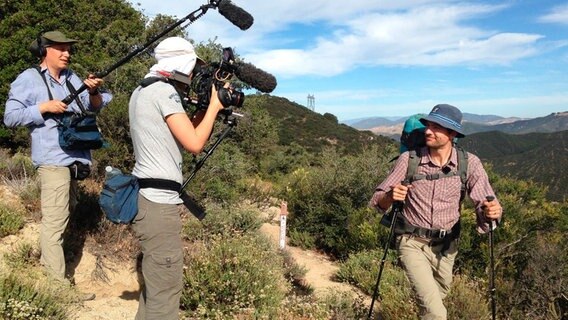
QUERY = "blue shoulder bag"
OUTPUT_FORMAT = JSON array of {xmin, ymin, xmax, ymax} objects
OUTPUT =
[{"xmin": 99, "ymin": 173, "xmax": 139, "ymax": 224}]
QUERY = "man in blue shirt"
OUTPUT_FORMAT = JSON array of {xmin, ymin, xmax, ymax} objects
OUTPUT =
[{"xmin": 4, "ymin": 31, "xmax": 112, "ymax": 296}]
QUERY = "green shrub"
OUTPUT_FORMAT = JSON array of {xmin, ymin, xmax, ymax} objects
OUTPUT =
[
  {"xmin": 182, "ymin": 205, "xmax": 262, "ymax": 242},
  {"xmin": 282, "ymin": 145, "xmax": 396, "ymax": 258},
  {"xmin": 288, "ymin": 229, "xmax": 316, "ymax": 250},
  {"xmin": 277, "ymin": 291, "xmax": 368, "ymax": 320},
  {"xmin": 0, "ymin": 274, "xmax": 69, "ymax": 320},
  {"xmin": 321, "ymin": 291, "xmax": 368, "ymax": 320},
  {"xmin": 280, "ymin": 249, "xmax": 312, "ymax": 295},
  {"xmin": 185, "ymin": 142, "xmax": 252, "ymax": 206},
  {"xmin": 446, "ymin": 275, "xmax": 490, "ymax": 320},
  {"xmin": 336, "ymin": 250, "xmax": 419, "ymax": 319},
  {"xmin": 0, "ymin": 203, "xmax": 25, "ymax": 237},
  {"xmin": 181, "ymin": 233, "xmax": 289, "ymax": 318},
  {"xmin": 3, "ymin": 242, "xmax": 39, "ymax": 270},
  {"xmin": 0, "ymin": 150, "xmax": 34, "ymax": 181},
  {"xmin": 277, "ymin": 294, "xmax": 329, "ymax": 319}
]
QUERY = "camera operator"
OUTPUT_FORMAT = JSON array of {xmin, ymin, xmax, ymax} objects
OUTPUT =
[{"xmin": 128, "ymin": 36, "xmax": 226, "ymax": 319}]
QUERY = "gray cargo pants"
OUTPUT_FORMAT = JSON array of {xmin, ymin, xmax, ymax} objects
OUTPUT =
[{"xmin": 132, "ymin": 195, "xmax": 184, "ymax": 320}]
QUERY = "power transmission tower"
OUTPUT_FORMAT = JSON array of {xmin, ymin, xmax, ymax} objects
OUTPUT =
[{"xmin": 307, "ymin": 94, "xmax": 315, "ymax": 111}]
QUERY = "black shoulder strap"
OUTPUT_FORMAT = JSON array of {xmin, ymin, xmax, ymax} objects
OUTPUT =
[
  {"xmin": 456, "ymin": 146, "xmax": 469, "ymax": 203},
  {"xmin": 34, "ymin": 66, "xmax": 53, "ymax": 100},
  {"xmin": 139, "ymin": 76, "xmax": 191, "ymax": 111},
  {"xmin": 35, "ymin": 66, "xmax": 91, "ymax": 116},
  {"xmin": 140, "ymin": 77, "xmax": 166, "ymax": 88},
  {"xmin": 65, "ymin": 79, "xmax": 89, "ymax": 114},
  {"xmin": 406, "ymin": 149, "xmax": 421, "ymax": 183}
]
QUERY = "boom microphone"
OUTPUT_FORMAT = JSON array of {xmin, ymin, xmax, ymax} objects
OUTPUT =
[
  {"xmin": 234, "ymin": 62, "xmax": 277, "ymax": 93},
  {"xmin": 217, "ymin": 0, "xmax": 254, "ymax": 31}
]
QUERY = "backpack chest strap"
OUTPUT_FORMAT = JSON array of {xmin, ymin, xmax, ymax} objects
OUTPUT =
[{"xmin": 411, "ymin": 171, "xmax": 458, "ymax": 182}]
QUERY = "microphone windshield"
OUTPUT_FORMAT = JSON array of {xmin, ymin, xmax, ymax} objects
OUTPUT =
[
  {"xmin": 234, "ymin": 62, "xmax": 277, "ymax": 93},
  {"xmin": 218, "ymin": 0, "xmax": 254, "ymax": 31}
]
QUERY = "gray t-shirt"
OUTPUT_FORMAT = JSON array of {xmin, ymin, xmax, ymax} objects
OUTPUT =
[{"xmin": 129, "ymin": 81, "xmax": 185, "ymax": 204}]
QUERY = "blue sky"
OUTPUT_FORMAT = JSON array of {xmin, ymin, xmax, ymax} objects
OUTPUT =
[{"xmin": 130, "ymin": 0, "xmax": 568, "ymax": 121}]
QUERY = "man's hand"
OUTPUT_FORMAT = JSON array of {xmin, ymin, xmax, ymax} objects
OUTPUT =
[
  {"xmin": 39, "ymin": 100, "xmax": 67, "ymax": 114},
  {"xmin": 483, "ymin": 196, "xmax": 502, "ymax": 221},
  {"xmin": 391, "ymin": 182, "xmax": 411, "ymax": 202},
  {"xmin": 84, "ymin": 74, "xmax": 104, "ymax": 94}
]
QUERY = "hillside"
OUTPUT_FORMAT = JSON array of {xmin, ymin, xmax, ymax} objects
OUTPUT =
[
  {"xmin": 248, "ymin": 95, "xmax": 393, "ymax": 153},
  {"xmin": 460, "ymin": 130, "xmax": 568, "ymax": 202}
]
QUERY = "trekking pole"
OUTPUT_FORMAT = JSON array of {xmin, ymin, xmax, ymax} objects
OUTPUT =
[
  {"xmin": 367, "ymin": 180, "xmax": 409, "ymax": 319},
  {"xmin": 486, "ymin": 195, "xmax": 497, "ymax": 320}
]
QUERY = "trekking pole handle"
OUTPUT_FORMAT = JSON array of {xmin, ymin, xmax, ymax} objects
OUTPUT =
[
  {"xmin": 485, "ymin": 196, "xmax": 496, "ymax": 229},
  {"xmin": 393, "ymin": 180, "xmax": 410, "ymax": 209}
]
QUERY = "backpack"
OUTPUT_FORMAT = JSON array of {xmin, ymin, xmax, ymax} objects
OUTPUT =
[{"xmin": 399, "ymin": 113, "xmax": 426, "ymax": 153}]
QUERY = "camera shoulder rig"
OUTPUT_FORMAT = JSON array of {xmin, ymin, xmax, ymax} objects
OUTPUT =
[{"xmin": 140, "ymin": 70, "xmax": 191, "ymax": 88}]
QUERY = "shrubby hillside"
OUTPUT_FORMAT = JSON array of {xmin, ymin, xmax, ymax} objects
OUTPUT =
[{"xmin": 460, "ymin": 130, "xmax": 568, "ymax": 202}]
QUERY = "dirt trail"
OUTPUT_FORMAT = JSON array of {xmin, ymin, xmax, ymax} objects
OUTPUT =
[
  {"xmin": 1, "ymin": 206, "xmax": 370, "ymax": 319},
  {"xmin": 259, "ymin": 212, "xmax": 367, "ymax": 300}
]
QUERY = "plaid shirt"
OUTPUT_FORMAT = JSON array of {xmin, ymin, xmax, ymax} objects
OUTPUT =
[{"xmin": 370, "ymin": 147, "xmax": 498, "ymax": 233}]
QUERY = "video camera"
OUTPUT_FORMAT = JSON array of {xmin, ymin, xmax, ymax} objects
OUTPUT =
[
  {"xmin": 189, "ymin": 47, "xmax": 245, "ymax": 110},
  {"xmin": 186, "ymin": 47, "xmax": 277, "ymax": 112}
]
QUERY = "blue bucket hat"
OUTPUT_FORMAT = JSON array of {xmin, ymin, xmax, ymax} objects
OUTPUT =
[{"xmin": 419, "ymin": 104, "xmax": 465, "ymax": 138}]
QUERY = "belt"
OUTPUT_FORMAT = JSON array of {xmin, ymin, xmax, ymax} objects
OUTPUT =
[{"xmin": 409, "ymin": 226, "xmax": 452, "ymax": 239}]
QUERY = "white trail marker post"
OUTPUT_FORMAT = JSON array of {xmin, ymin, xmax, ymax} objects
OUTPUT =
[{"xmin": 279, "ymin": 201, "xmax": 288, "ymax": 250}]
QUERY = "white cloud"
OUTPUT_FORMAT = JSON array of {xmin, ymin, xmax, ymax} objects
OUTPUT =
[
  {"xmin": 539, "ymin": 4, "xmax": 568, "ymax": 25},
  {"xmin": 247, "ymin": 3, "xmax": 544, "ymax": 77}
]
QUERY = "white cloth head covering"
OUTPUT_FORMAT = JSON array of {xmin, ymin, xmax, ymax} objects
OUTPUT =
[{"xmin": 145, "ymin": 37, "xmax": 198, "ymax": 78}]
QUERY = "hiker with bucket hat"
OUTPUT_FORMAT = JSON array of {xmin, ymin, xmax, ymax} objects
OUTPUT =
[
  {"xmin": 369, "ymin": 104, "xmax": 502, "ymax": 319},
  {"xmin": 4, "ymin": 30, "xmax": 112, "ymax": 300}
]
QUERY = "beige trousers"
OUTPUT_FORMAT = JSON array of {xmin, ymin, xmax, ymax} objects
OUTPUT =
[
  {"xmin": 38, "ymin": 165, "xmax": 77, "ymax": 280},
  {"xmin": 397, "ymin": 234, "xmax": 458, "ymax": 320}
]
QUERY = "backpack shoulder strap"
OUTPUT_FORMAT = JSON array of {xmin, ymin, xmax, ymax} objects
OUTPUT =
[
  {"xmin": 456, "ymin": 146, "xmax": 469, "ymax": 203},
  {"xmin": 406, "ymin": 149, "xmax": 422, "ymax": 183},
  {"xmin": 406, "ymin": 146, "xmax": 469, "ymax": 206}
]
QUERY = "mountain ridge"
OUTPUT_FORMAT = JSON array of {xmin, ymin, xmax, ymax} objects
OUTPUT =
[{"xmin": 348, "ymin": 111, "xmax": 568, "ymax": 137}]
